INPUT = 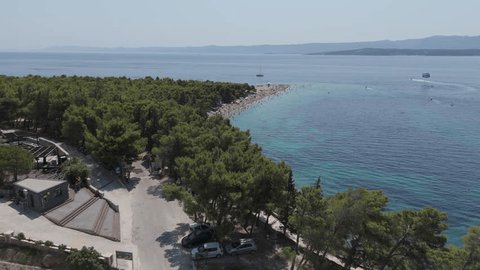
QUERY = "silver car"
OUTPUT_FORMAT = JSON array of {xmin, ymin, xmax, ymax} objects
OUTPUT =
[
  {"xmin": 191, "ymin": 242, "xmax": 223, "ymax": 260},
  {"xmin": 225, "ymin": 238, "xmax": 257, "ymax": 255}
]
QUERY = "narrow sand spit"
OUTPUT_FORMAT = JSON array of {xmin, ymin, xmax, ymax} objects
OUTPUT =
[{"xmin": 208, "ymin": 84, "xmax": 290, "ymax": 118}]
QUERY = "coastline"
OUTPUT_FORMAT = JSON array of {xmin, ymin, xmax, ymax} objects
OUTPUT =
[{"xmin": 208, "ymin": 84, "xmax": 290, "ymax": 118}]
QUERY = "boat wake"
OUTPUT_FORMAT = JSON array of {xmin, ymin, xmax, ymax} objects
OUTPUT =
[{"xmin": 411, "ymin": 78, "xmax": 478, "ymax": 92}]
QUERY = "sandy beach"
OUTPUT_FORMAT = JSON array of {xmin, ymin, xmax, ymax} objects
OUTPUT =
[{"xmin": 208, "ymin": 84, "xmax": 290, "ymax": 118}]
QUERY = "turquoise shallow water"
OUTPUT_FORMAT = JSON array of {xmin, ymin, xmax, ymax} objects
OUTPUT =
[
  {"xmin": 1, "ymin": 52, "xmax": 479, "ymax": 245},
  {"xmin": 232, "ymin": 82, "xmax": 480, "ymax": 245}
]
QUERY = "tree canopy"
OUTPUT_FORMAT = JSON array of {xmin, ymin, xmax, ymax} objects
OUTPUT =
[
  {"xmin": 0, "ymin": 144, "xmax": 33, "ymax": 183},
  {"xmin": 0, "ymin": 75, "xmax": 253, "ymax": 167},
  {"xmin": 62, "ymin": 158, "xmax": 89, "ymax": 186}
]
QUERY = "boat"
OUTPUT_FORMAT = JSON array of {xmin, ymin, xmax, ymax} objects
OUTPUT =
[
  {"xmin": 256, "ymin": 66, "xmax": 264, "ymax": 77},
  {"xmin": 422, "ymin": 73, "xmax": 431, "ymax": 78}
]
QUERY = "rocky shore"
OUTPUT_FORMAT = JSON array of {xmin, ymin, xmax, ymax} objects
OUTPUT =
[{"xmin": 208, "ymin": 84, "xmax": 290, "ymax": 118}]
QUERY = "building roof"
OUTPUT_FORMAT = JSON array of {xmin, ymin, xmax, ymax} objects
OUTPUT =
[{"xmin": 14, "ymin": 178, "xmax": 67, "ymax": 193}]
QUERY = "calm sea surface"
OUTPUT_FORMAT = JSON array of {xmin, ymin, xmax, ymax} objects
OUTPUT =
[{"xmin": 1, "ymin": 52, "xmax": 479, "ymax": 245}]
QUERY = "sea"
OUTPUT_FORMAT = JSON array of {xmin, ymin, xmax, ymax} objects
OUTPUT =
[{"xmin": 1, "ymin": 52, "xmax": 479, "ymax": 245}]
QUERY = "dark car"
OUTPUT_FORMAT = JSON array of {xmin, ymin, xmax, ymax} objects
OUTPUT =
[
  {"xmin": 189, "ymin": 222, "xmax": 212, "ymax": 232},
  {"xmin": 181, "ymin": 229, "xmax": 214, "ymax": 248}
]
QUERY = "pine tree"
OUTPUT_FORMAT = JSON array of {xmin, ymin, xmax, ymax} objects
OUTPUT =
[{"xmin": 279, "ymin": 169, "xmax": 297, "ymax": 236}]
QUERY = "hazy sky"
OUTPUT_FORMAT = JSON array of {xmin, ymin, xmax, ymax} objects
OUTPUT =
[{"xmin": 1, "ymin": 0, "xmax": 479, "ymax": 50}]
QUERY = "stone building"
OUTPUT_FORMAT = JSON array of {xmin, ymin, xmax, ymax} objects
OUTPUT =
[{"xmin": 13, "ymin": 178, "xmax": 69, "ymax": 212}]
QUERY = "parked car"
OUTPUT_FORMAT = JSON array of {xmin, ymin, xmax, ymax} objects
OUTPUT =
[
  {"xmin": 189, "ymin": 222, "xmax": 212, "ymax": 232},
  {"xmin": 191, "ymin": 242, "xmax": 223, "ymax": 260},
  {"xmin": 225, "ymin": 239, "xmax": 257, "ymax": 255},
  {"xmin": 181, "ymin": 229, "xmax": 214, "ymax": 248}
]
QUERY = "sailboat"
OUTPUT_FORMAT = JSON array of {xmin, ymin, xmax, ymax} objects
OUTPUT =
[{"xmin": 256, "ymin": 66, "xmax": 264, "ymax": 77}]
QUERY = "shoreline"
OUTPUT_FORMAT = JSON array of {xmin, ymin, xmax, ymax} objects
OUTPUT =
[{"xmin": 208, "ymin": 84, "xmax": 290, "ymax": 118}]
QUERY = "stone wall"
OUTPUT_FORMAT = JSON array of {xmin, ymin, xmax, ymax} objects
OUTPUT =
[
  {"xmin": 87, "ymin": 184, "xmax": 119, "ymax": 212},
  {"xmin": 0, "ymin": 231, "xmax": 113, "ymax": 268}
]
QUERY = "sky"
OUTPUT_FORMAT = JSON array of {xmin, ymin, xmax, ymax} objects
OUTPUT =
[{"xmin": 1, "ymin": 0, "xmax": 479, "ymax": 50}]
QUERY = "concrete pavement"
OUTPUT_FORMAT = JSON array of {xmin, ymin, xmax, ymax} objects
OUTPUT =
[
  {"xmin": 130, "ymin": 161, "xmax": 194, "ymax": 270},
  {"xmin": 0, "ymin": 198, "xmax": 138, "ymax": 270}
]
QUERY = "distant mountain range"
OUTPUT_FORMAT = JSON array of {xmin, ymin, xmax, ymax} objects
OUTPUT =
[
  {"xmin": 43, "ymin": 35, "xmax": 480, "ymax": 55},
  {"xmin": 312, "ymin": 48, "xmax": 480, "ymax": 56}
]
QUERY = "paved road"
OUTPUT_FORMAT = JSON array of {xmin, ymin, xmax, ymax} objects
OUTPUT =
[{"xmin": 130, "ymin": 161, "xmax": 194, "ymax": 270}]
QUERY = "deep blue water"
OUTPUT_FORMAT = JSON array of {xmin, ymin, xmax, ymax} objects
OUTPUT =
[{"xmin": 1, "ymin": 52, "xmax": 479, "ymax": 245}]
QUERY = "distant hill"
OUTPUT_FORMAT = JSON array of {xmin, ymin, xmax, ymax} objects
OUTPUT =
[
  {"xmin": 312, "ymin": 48, "xmax": 480, "ymax": 56},
  {"xmin": 43, "ymin": 35, "xmax": 480, "ymax": 54}
]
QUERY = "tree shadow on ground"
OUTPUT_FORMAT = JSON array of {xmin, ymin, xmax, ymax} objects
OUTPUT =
[
  {"xmin": 136, "ymin": 159, "xmax": 162, "ymax": 181},
  {"xmin": 237, "ymin": 219, "xmax": 341, "ymax": 270},
  {"xmin": 140, "ymin": 159, "xmax": 150, "ymax": 170},
  {"xmin": 155, "ymin": 223, "xmax": 191, "ymax": 270},
  {"xmin": 156, "ymin": 223, "xmax": 189, "ymax": 247},
  {"xmin": 234, "ymin": 226, "xmax": 291, "ymax": 270},
  {"xmin": 125, "ymin": 176, "xmax": 141, "ymax": 191},
  {"xmin": 163, "ymin": 243, "xmax": 192, "ymax": 270},
  {"xmin": 146, "ymin": 176, "xmax": 174, "ymax": 199},
  {"xmin": 146, "ymin": 184, "xmax": 165, "ymax": 199},
  {"xmin": 194, "ymin": 224, "xmax": 291, "ymax": 270}
]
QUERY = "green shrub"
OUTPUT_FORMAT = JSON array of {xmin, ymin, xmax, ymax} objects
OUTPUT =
[
  {"xmin": 44, "ymin": 240, "xmax": 54, "ymax": 247},
  {"xmin": 16, "ymin": 252, "xmax": 29, "ymax": 264},
  {"xmin": 58, "ymin": 244, "xmax": 67, "ymax": 251},
  {"xmin": 66, "ymin": 246, "xmax": 105, "ymax": 270},
  {"xmin": 16, "ymin": 232, "xmax": 25, "ymax": 240}
]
